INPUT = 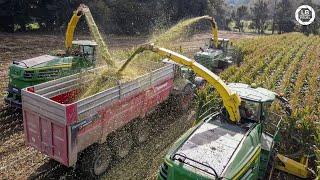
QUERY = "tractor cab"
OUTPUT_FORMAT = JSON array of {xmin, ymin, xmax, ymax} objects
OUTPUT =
[
  {"xmin": 208, "ymin": 38, "xmax": 230, "ymax": 52},
  {"xmin": 70, "ymin": 40, "xmax": 97, "ymax": 63},
  {"xmin": 228, "ymin": 83, "xmax": 277, "ymax": 124},
  {"xmin": 194, "ymin": 38, "xmax": 235, "ymax": 73}
]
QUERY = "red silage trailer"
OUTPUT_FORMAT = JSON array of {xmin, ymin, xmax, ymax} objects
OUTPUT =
[{"xmin": 22, "ymin": 63, "xmax": 192, "ymax": 177}]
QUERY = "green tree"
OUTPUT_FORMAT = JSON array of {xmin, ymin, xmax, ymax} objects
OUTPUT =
[
  {"xmin": 207, "ymin": 0, "xmax": 228, "ymax": 29},
  {"xmin": 275, "ymin": 0, "xmax": 295, "ymax": 33},
  {"xmin": 234, "ymin": 5, "xmax": 248, "ymax": 32},
  {"xmin": 251, "ymin": 0, "xmax": 269, "ymax": 34}
]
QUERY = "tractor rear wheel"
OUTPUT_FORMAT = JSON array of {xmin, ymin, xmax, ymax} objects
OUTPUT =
[{"xmin": 78, "ymin": 143, "xmax": 112, "ymax": 178}]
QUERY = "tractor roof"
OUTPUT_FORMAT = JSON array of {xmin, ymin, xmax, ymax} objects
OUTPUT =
[
  {"xmin": 15, "ymin": 55, "xmax": 58, "ymax": 68},
  {"xmin": 228, "ymin": 83, "xmax": 276, "ymax": 102},
  {"xmin": 175, "ymin": 115, "xmax": 246, "ymax": 177},
  {"xmin": 195, "ymin": 49, "xmax": 223, "ymax": 57},
  {"xmin": 72, "ymin": 40, "xmax": 97, "ymax": 46},
  {"xmin": 218, "ymin": 38, "xmax": 229, "ymax": 42}
]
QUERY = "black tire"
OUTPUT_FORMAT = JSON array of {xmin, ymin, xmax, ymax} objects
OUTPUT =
[
  {"xmin": 176, "ymin": 84, "xmax": 194, "ymax": 113},
  {"xmin": 110, "ymin": 128, "xmax": 134, "ymax": 159},
  {"xmin": 131, "ymin": 118, "xmax": 151, "ymax": 144},
  {"xmin": 78, "ymin": 144, "xmax": 113, "ymax": 178}
]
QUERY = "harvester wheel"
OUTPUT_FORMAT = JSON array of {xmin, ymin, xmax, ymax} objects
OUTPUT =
[
  {"xmin": 110, "ymin": 128, "xmax": 133, "ymax": 159},
  {"xmin": 78, "ymin": 143, "xmax": 112, "ymax": 178},
  {"xmin": 132, "ymin": 118, "xmax": 151, "ymax": 144}
]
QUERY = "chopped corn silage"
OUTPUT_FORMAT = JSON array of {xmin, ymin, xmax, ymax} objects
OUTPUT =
[
  {"xmin": 78, "ymin": 16, "xmax": 209, "ymax": 100},
  {"xmin": 82, "ymin": 5, "xmax": 113, "ymax": 66},
  {"xmin": 79, "ymin": 59, "xmax": 163, "ymax": 99},
  {"xmin": 117, "ymin": 16, "xmax": 211, "ymax": 72},
  {"xmin": 151, "ymin": 16, "xmax": 210, "ymax": 47}
]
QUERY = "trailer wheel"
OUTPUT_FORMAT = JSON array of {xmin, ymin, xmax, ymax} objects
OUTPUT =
[
  {"xmin": 78, "ymin": 144, "xmax": 112, "ymax": 178},
  {"xmin": 178, "ymin": 84, "xmax": 194, "ymax": 112},
  {"xmin": 110, "ymin": 129, "xmax": 133, "ymax": 159},
  {"xmin": 132, "ymin": 118, "xmax": 151, "ymax": 144}
]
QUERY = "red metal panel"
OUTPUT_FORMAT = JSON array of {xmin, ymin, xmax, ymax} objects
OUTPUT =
[
  {"xmin": 143, "ymin": 78, "xmax": 173, "ymax": 113},
  {"xmin": 24, "ymin": 110, "xmax": 41, "ymax": 149},
  {"xmin": 156, "ymin": 79, "xmax": 173, "ymax": 102},
  {"xmin": 23, "ymin": 108, "xmax": 69, "ymax": 166},
  {"xmin": 23, "ymin": 75, "xmax": 174, "ymax": 168},
  {"xmin": 40, "ymin": 117, "xmax": 53, "ymax": 156},
  {"xmin": 144, "ymin": 87, "xmax": 158, "ymax": 112},
  {"xmin": 50, "ymin": 89, "xmax": 80, "ymax": 104},
  {"xmin": 52, "ymin": 123, "xmax": 68, "ymax": 165},
  {"xmin": 27, "ymin": 87, "xmax": 34, "ymax": 93},
  {"xmin": 66, "ymin": 103, "xmax": 77, "ymax": 125}
]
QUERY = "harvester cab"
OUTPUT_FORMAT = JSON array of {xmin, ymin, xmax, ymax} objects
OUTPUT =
[
  {"xmin": 228, "ymin": 83, "xmax": 278, "ymax": 123},
  {"xmin": 208, "ymin": 37, "xmax": 229, "ymax": 52},
  {"xmin": 194, "ymin": 16, "xmax": 237, "ymax": 73},
  {"xmin": 70, "ymin": 40, "xmax": 98, "ymax": 63},
  {"xmin": 218, "ymin": 38, "xmax": 230, "ymax": 53},
  {"xmin": 195, "ymin": 38, "xmax": 233, "ymax": 74}
]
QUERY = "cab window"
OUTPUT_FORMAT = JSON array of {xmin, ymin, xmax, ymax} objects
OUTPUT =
[
  {"xmin": 239, "ymin": 100, "xmax": 261, "ymax": 122},
  {"xmin": 82, "ymin": 46, "xmax": 94, "ymax": 55},
  {"xmin": 81, "ymin": 45, "xmax": 95, "ymax": 61},
  {"xmin": 261, "ymin": 102, "xmax": 272, "ymax": 121}
]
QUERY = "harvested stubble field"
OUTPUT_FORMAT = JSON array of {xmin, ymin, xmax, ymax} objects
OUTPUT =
[{"xmin": 0, "ymin": 30, "xmax": 251, "ymax": 179}]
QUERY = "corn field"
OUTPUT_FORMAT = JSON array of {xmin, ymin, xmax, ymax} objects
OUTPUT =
[{"xmin": 219, "ymin": 33, "xmax": 320, "ymax": 175}]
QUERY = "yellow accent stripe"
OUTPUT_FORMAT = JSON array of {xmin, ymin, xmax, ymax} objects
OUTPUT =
[
  {"xmin": 27, "ymin": 64, "xmax": 72, "ymax": 71},
  {"xmin": 233, "ymin": 146, "xmax": 261, "ymax": 179}
]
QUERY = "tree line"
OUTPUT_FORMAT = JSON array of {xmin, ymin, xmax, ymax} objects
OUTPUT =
[{"xmin": 0, "ymin": 0, "xmax": 319, "ymax": 35}]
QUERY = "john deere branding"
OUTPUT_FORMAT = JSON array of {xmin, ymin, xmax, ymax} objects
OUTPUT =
[{"xmin": 295, "ymin": 5, "xmax": 315, "ymax": 25}]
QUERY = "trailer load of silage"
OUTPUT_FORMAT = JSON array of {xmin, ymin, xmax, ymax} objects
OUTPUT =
[
  {"xmin": 79, "ymin": 58, "xmax": 163, "ymax": 99},
  {"xmin": 78, "ymin": 16, "xmax": 210, "ymax": 100}
]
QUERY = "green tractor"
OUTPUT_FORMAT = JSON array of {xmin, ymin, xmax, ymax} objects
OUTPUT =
[
  {"xmin": 5, "ymin": 40, "xmax": 97, "ymax": 108},
  {"xmin": 194, "ymin": 38, "xmax": 239, "ymax": 74},
  {"xmin": 193, "ymin": 16, "xmax": 240, "ymax": 74},
  {"xmin": 158, "ymin": 83, "xmax": 292, "ymax": 179},
  {"xmin": 5, "ymin": 4, "xmax": 109, "ymax": 108}
]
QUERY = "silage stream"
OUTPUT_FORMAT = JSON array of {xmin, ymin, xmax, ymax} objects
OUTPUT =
[{"xmin": 79, "ymin": 15, "xmax": 212, "ymax": 99}]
